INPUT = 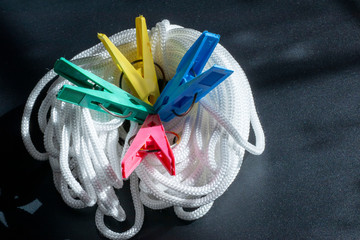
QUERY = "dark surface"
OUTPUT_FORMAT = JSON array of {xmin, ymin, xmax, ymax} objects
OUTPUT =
[{"xmin": 1, "ymin": 0, "xmax": 360, "ymax": 239}]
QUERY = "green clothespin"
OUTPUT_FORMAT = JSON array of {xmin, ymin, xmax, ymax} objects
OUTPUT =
[{"xmin": 54, "ymin": 57, "xmax": 154, "ymax": 123}]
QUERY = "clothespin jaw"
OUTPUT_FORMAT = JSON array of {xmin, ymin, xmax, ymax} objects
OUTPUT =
[
  {"xmin": 154, "ymin": 31, "xmax": 233, "ymax": 122},
  {"xmin": 121, "ymin": 114, "xmax": 176, "ymax": 178},
  {"xmin": 54, "ymin": 57, "xmax": 154, "ymax": 123},
  {"xmin": 97, "ymin": 15, "xmax": 160, "ymax": 105},
  {"xmin": 156, "ymin": 65, "xmax": 233, "ymax": 122}
]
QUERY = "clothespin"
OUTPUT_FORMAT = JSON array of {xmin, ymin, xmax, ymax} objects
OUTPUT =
[
  {"xmin": 154, "ymin": 31, "xmax": 233, "ymax": 122},
  {"xmin": 121, "ymin": 114, "xmax": 176, "ymax": 178},
  {"xmin": 97, "ymin": 15, "xmax": 160, "ymax": 105},
  {"xmin": 54, "ymin": 57, "xmax": 154, "ymax": 123}
]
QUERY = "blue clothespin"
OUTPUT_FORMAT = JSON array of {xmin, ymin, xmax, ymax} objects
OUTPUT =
[
  {"xmin": 54, "ymin": 57, "xmax": 154, "ymax": 123},
  {"xmin": 154, "ymin": 31, "xmax": 233, "ymax": 122}
]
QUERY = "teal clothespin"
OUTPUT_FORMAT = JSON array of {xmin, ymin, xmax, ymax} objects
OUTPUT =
[{"xmin": 54, "ymin": 57, "xmax": 154, "ymax": 123}]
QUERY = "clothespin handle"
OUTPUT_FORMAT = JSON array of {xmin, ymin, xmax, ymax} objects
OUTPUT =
[
  {"xmin": 176, "ymin": 31, "xmax": 220, "ymax": 83},
  {"xmin": 135, "ymin": 15, "xmax": 158, "ymax": 100},
  {"xmin": 98, "ymin": 16, "xmax": 160, "ymax": 105},
  {"xmin": 97, "ymin": 33, "xmax": 145, "ymax": 96},
  {"xmin": 54, "ymin": 58, "xmax": 154, "ymax": 123},
  {"xmin": 156, "ymin": 65, "xmax": 233, "ymax": 122},
  {"xmin": 55, "ymin": 57, "xmax": 111, "ymax": 91}
]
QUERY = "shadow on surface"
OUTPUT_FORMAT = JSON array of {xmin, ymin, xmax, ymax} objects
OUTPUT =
[{"xmin": 0, "ymin": 105, "xmax": 49, "ymax": 238}]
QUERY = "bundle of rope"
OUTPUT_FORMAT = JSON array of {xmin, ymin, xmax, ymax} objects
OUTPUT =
[{"xmin": 21, "ymin": 19, "xmax": 265, "ymax": 239}]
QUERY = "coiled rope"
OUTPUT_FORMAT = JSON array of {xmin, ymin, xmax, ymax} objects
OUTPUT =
[{"xmin": 21, "ymin": 20, "xmax": 265, "ymax": 239}]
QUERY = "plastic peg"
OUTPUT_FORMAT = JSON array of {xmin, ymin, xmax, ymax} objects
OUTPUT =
[
  {"xmin": 154, "ymin": 31, "xmax": 233, "ymax": 122},
  {"xmin": 121, "ymin": 114, "xmax": 176, "ymax": 178},
  {"xmin": 54, "ymin": 57, "xmax": 154, "ymax": 123},
  {"xmin": 98, "ymin": 16, "xmax": 160, "ymax": 105},
  {"xmin": 135, "ymin": 15, "xmax": 159, "ymax": 104},
  {"xmin": 157, "ymin": 65, "xmax": 233, "ymax": 122}
]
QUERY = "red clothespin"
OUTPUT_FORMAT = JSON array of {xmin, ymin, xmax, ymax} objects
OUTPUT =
[{"xmin": 121, "ymin": 114, "xmax": 176, "ymax": 178}]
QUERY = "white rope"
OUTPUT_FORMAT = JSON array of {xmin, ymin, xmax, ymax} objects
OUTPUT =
[{"xmin": 21, "ymin": 19, "xmax": 265, "ymax": 239}]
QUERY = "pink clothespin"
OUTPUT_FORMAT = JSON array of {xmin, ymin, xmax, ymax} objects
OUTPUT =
[{"xmin": 121, "ymin": 114, "xmax": 176, "ymax": 178}]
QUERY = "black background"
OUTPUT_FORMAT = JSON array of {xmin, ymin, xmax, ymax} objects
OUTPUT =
[{"xmin": 1, "ymin": 0, "xmax": 360, "ymax": 239}]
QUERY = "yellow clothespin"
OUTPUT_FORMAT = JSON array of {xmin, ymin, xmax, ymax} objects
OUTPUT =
[{"xmin": 98, "ymin": 15, "xmax": 160, "ymax": 105}]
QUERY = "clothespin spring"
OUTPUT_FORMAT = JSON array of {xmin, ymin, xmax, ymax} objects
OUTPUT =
[
  {"xmin": 172, "ymin": 92, "xmax": 198, "ymax": 117},
  {"xmin": 94, "ymin": 102, "xmax": 133, "ymax": 119},
  {"xmin": 119, "ymin": 59, "xmax": 166, "ymax": 91},
  {"xmin": 128, "ymin": 131, "xmax": 181, "ymax": 153}
]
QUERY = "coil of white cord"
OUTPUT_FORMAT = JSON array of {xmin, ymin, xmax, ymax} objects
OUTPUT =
[{"xmin": 21, "ymin": 19, "xmax": 265, "ymax": 239}]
